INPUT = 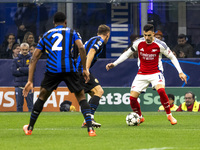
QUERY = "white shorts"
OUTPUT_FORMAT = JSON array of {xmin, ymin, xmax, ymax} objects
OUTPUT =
[{"xmin": 130, "ymin": 72, "xmax": 165, "ymax": 93}]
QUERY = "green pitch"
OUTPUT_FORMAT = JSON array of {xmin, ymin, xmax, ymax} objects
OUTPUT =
[{"xmin": 0, "ymin": 112, "xmax": 199, "ymax": 150}]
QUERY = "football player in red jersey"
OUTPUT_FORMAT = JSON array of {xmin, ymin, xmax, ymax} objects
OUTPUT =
[{"xmin": 106, "ymin": 24, "xmax": 187, "ymax": 125}]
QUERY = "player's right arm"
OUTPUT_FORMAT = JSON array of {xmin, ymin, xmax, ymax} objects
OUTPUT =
[
  {"xmin": 23, "ymin": 48, "xmax": 43, "ymax": 97},
  {"xmin": 75, "ymin": 39, "xmax": 90, "ymax": 83},
  {"xmin": 106, "ymin": 48, "xmax": 134, "ymax": 71},
  {"xmin": 86, "ymin": 48, "xmax": 96, "ymax": 72}
]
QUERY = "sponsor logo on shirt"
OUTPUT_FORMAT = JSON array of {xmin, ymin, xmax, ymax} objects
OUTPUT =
[{"xmin": 140, "ymin": 52, "xmax": 157, "ymax": 60}]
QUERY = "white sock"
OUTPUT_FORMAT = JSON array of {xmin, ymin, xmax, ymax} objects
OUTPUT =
[{"xmin": 167, "ymin": 113, "xmax": 172, "ymax": 117}]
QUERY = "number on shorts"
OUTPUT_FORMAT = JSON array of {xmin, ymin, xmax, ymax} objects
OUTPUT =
[{"xmin": 158, "ymin": 74, "xmax": 163, "ymax": 80}]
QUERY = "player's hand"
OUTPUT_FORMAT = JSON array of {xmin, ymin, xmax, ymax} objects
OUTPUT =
[
  {"xmin": 106, "ymin": 63, "xmax": 115, "ymax": 71},
  {"xmin": 82, "ymin": 70, "xmax": 90, "ymax": 83},
  {"xmin": 179, "ymin": 72, "xmax": 187, "ymax": 84},
  {"xmin": 23, "ymin": 81, "xmax": 34, "ymax": 97}
]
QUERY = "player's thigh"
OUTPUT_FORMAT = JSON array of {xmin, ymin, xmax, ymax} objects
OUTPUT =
[
  {"xmin": 80, "ymin": 73, "xmax": 100, "ymax": 94},
  {"xmin": 150, "ymin": 72, "xmax": 165, "ymax": 89},
  {"xmin": 131, "ymin": 74, "xmax": 150, "ymax": 93}
]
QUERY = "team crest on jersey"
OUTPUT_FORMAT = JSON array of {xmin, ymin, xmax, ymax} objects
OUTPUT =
[
  {"xmin": 140, "ymin": 48, "xmax": 144, "ymax": 51},
  {"xmin": 97, "ymin": 41, "xmax": 102, "ymax": 46}
]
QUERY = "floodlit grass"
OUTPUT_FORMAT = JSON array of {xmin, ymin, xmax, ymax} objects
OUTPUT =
[{"xmin": 0, "ymin": 112, "xmax": 199, "ymax": 150}]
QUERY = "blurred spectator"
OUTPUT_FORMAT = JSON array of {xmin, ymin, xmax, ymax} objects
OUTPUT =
[
  {"xmin": 30, "ymin": 41, "xmax": 47, "ymax": 59},
  {"xmin": 172, "ymin": 34, "xmax": 194, "ymax": 58},
  {"xmin": 14, "ymin": 3, "xmax": 37, "ymax": 42},
  {"xmin": 23, "ymin": 31, "xmax": 36, "ymax": 46},
  {"xmin": 176, "ymin": 91, "xmax": 200, "ymax": 112},
  {"xmin": 0, "ymin": 33, "xmax": 18, "ymax": 58},
  {"xmin": 17, "ymin": 24, "xmax": 27, "ymax": 44},
  {"xmin": 122, "ymin": 34, "xmax": 140, "ymax": 59},
  {"xmin": 29, "ymin": 43, "xmax": 37, "ymax": 55},
  {"xmin": 12, "ymin": 43, "xmax": 33, "ymax": 112},
  {"xmin": 155, "ymin": 30, "xmax": 164, "ymax": 41},
  {"xmin": 11, "ymin": 43, "xmax": 21, "ymax": 59},
  {"xmin": 158, "ymin": 94, "xmax": 178, "ymax": 112}
]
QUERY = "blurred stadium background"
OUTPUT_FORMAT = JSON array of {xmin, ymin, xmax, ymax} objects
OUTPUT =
[{"xmin": 0, "ymin": 0, "xmax": 200, "ymax": 112}]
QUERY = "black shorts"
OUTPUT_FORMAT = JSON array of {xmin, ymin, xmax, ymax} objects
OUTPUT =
[
  {"xmin": 79, "ymin": 72, "xmax": 100, "ymax": 93},
  {"xmin": 41, "ymin": 72, "xmax": 83, "ymax": 93}
]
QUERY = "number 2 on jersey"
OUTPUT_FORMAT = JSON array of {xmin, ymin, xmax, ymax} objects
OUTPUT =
[{"xmin": 52, "ymin": 33, "xmax": 63, "ymax": 51}]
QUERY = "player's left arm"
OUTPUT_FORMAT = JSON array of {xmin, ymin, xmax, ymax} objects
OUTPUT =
[
  {"xmin": 23, "ymin": 49, "xmax": 43, "ymax": 97},
  {"xmin": 86, "ymin": 48, "xmax": 96, "ymax": 72},
  {"xmin": 162, "ymin": 48, "xmax": 187, "ymax": 84}
]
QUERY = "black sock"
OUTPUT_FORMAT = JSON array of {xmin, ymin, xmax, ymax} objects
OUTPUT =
[
  {"xmin": 28, "ymin": 98, "xmax": 45, "ymax": 130},
  {"xmin": 79, "ymin": 100, "xmax": 93, "ymax": 132},
  {"xmin": 89, "ymin": 96, "xmax": 100, "ymax": 115}
]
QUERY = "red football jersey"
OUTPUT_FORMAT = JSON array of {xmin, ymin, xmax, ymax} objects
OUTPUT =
[{"xmin": 132, "ymin": 38, "xmax": 172, "ymax": 75}]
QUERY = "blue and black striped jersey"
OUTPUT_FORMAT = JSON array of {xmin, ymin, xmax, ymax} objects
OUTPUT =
[
  {"xmin": 76, "ymin": 36, "xmax": 105, "ymax": 72},
  {"xmin": 36, "ymin": 25, "xmax": 81, "ymax": 73}
]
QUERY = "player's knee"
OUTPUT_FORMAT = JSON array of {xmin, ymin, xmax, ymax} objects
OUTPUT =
[
  {"xmin": 39, "ymin": 88, "xmax": 52, "ymax": 101},
  {"xmin": 75, "ymin": 90, "xmax": 85, "ymax": 100},
  {"xmin": 98, "ymin": 88, "xmax": 104, "ymax": 97},
  {"xmin": 92, "ymin": 86, "xmax": 104, "ymax": 97}
]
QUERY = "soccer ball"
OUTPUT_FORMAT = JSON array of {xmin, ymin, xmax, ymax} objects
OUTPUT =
[{"xmin": 126, "ymin": 112, "xmax": 140, "ymax": 126}]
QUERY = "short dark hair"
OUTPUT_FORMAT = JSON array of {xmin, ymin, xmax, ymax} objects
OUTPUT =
[
  {"xmin": 185, "ymin": 91, "xmax": 195, "ymax": 99},
  {"xmin": 178, "ymin": 34, "xmax": 186, "ymax": 39},
  {"xmin": 143, "ymin": 24, "xmax": 154, "ymax": 32},
  {"xmin": 54, "ymin": 12, "xmax": 66, "ymax": 23},
  {"xmin": 167, "ymin": 94, "xmax": 175, "ymax": 101},
  {"xmin": 7, "ymin": 33, "xmax": 15, "ymax": 39},
  {"xmin": 97, "ymin": 24, "xmax": 110, "ymax": 35},
  {"xmin": 12, "ymin": 43, "xmax": 20, "ymax": 50}
]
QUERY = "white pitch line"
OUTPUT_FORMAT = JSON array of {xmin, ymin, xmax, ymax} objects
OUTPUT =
[
  {"xmin": 1, "ymin": 128, "xmax": 72, "ymax": 131},
  {"xmin": 135, "ymin": 147, "xmax": 174, "ymax": 150},
  {"xmin": 135, "ymin": 147, "xmax": 200, "ymax": 150},
  {"xmin": 1, "ymin": 128, "xmax": 200, "ymax": 131}
]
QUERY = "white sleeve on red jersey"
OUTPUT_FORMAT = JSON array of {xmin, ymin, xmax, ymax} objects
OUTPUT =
[
  {"xmin": 132, "ymin": 37, "xmax": 144, "ymax": 52},
  {"xmin": 113, "ymin": 48, "xmax": 134, "ymax": 67},
  {"xmin": 159, "ymin": 42, "xmax": 183, "ymax": 74}
]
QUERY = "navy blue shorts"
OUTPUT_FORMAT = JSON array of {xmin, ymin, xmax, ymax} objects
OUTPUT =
[
  {"xmin": 41, "ymin": 72, "xmax": 83, "ymax": 93},
  {"xmin": 79, "ymin": 72, "xmax": 100, "ymax": 93}
]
